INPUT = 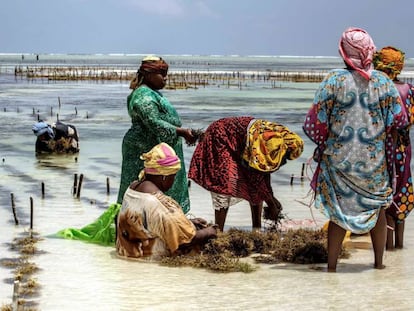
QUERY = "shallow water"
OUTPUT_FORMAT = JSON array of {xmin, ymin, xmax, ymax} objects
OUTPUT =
[{"xmin": 1, "ymin": 55, "xmax": 414, "ymax": 310}]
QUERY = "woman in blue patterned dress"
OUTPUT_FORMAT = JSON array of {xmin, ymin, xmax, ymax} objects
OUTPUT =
[
  {"xmin": 303, "ymin": 28, "xmax": 408, "ymax": 272},
  {"xmin": 117, "ymin": 56, "xmax": 196, "ymax": 214}
]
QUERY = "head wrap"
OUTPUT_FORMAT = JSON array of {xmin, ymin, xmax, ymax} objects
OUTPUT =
[
  {"xmin": 138, "ymin": 55, "xmax": 169, "ymax": 76},
  {"xmin": 130, "ymin": 55, "xmax": 169, "ymax": 90},
  {"xmin": 138, "ymin": 142, "xmax": 181, "ymax": 180},
  {"xmin": 242, "ymin": 120, "xmax": 304, "ymax": 173},
  {"xmin": 372, "ymin": 46, "xmax": 405, "ymax": 80},
  {"xmin": 338, "ymin": 27, "xmax": 376, "ymax": 80},
  {"xmin": 32, "ymin": 121, "xmax": 54, "ymax": 139}
]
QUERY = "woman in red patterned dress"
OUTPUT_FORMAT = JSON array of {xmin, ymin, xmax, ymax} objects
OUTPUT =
[{"xmin": 188, "ymin": 116, "xmax": 304, "ymax": 231}]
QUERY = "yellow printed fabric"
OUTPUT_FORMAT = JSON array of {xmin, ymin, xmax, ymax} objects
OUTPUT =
[
  {"xmin": 373, "ymin": 46, "xmax": 405, "ymax": 81},
  {"xmin": 242, "ymin": 119, "xmax": 304, "ymax": 172}
]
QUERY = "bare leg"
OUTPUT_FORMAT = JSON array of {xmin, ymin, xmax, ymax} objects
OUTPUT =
[
  {"xmin": 327, "ymin": 221, "xmax": 346, "ymax": 272},
  {"xmin": 370, "ymin": 208, "xmax": 387, "ymax": 269},
  {"xmin": 250, "ymin": 202, "xmax": 263, "ymax": 231},
  {"xmin": 385, "ymin": 214, "xmax": 395, "ymax": 250},
  {"xmin": 263, "ymin": 196, "xmax": 283, "ymax": 221},
  {"xmin": 395, "ymin": 220, "xmax": 405, "ymax": 249},
  {"xmin": 215, "ymin": 208, "xmax": 228, "ymax": 232}
]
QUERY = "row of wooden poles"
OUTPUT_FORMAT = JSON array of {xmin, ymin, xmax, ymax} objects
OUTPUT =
[
  {"xmin": 9, "ymin": 162, "xmax": 305, "ymax": 226},
  {"xmin": 9, "ymin": 174, "xmax": 111, "ymax": 226},
  {"xmin": 10, "ymin": 65, "xmax": 414, "ymax": 86},
  {"xmin": 8, "ymin": 172, "xmax": 111, "ymax": 310},
  {"xmin": 13, "ymin": 65, "xmax": 327, "ymax": 87}
]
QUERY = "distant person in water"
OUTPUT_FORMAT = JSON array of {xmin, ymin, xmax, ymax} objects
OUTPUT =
[
  {"xmin": 373, "ymin": 46, "xmax": 414, "ymax": 250},
  {"xmin": 32, "ymin": 120, "xmax": 80, "ymax": 154}
]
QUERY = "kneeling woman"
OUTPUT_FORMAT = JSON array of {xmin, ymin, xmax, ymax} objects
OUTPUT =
[{"xmin": 116, "ymin": 142, "xmax": 217, "ymax": 259}]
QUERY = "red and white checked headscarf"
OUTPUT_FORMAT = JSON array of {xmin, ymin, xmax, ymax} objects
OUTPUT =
[{"xmin": 338, "ymin": 27, "xmax": 376, "ymax": 80}]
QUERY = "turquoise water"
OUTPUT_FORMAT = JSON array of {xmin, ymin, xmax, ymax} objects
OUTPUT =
[{"xmin": 1, "ymin": 54, "xmax": 413, "ymax": 310}]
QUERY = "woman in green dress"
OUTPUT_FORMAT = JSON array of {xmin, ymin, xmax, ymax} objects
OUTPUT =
[{"xmin": 117, "ymin": 56, "xmax": 195, "ymax": 214}]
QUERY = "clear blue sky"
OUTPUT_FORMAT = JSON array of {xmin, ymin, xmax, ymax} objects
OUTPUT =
[{"xmin": 1, "ymin": 0, "xmax": 413, "ymax": 57}]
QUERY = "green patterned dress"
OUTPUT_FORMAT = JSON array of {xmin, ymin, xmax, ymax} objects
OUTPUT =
[{"xmin": 117, "ymin": 85, "xmax": 190, "ymax": 214}]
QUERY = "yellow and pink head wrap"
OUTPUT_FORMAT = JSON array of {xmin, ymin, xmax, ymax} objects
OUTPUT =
[
  {"xmin": 138, "ymin": 142, "xmax": 181, "ymax": 180},
  {"xmin": 242, "ymin": 120, "xmax": 304, "ymax": 173},
  {"xmin": 339, "ymin": 27, "xmax": 376, "ymax": 80},
  {"xmin": 372, "ymin": 46, "xmax": 405, "ymax": 81}
]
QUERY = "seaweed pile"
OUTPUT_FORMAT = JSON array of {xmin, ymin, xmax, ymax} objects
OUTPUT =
[{"xmin": 160, "ymin": 227, "xmax": 350, "ymax": 273}]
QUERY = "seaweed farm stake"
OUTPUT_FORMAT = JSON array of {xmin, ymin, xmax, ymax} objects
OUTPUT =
[
  {"xmin": 76, "ymin": 173, "xmax": 84, "ymax": 198},
  {"xmin": 106, "ymin": 177, "xmax": 110, "ymax": 195},
  {"xmin": 73, "ymin": 173, "xmax": 78, "ymax": 195},
  {"xmin": 301, "ymin": 163, "xmax": 305, "ymax": 183},
  {"xmin": 11, "ymin": 193, "xmax": 19, "ymax": 225},
  {"xmin": 12, "ymin": 279, "xmax": 19, "ymax": 310},
  {"xmin": 30, "ymin": 196, "xmax": 34, "ymax": 231},
  {"xmin": 41, "ymin": 182, "xmax": 45, "ymax": 198}
]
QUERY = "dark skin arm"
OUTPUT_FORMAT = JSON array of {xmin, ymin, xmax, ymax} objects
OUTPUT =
[{"xmin": 176, "ymin": 127, "xmax": 197, "ymax": 145}]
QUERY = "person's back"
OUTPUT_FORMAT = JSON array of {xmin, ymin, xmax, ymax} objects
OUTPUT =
[
  {"xmin": 32, "ymin": 120, "xmax": 79, "ymax": 154},
  {"xmin": 303, "ymin": 27, "xmax": 408, "ymax": 272},
  {"xmin": 52, "ymin": 121, "xmax": 80, "ymax": 153}
]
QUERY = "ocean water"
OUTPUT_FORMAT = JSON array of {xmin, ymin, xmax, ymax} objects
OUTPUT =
[{"xmin": 1, "ymin": 54, "xmax": 414, "ymax": 310}]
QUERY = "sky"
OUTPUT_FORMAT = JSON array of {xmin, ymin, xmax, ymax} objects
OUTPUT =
[{"xmin": 1, "ymin": 0, "xmax": 413, "ymax": 57}]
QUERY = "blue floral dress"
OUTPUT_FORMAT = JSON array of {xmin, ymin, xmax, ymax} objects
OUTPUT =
[{"xmin": 303, "ymin": 69, "xmax": 408, "ymax": 233}]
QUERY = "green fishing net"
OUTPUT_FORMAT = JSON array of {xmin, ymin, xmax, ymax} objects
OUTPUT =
[{"xmin": 55, "ymin": 203, "xmax": 121, "ymax": 246}]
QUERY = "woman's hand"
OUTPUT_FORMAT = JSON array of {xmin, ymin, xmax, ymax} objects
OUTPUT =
[
  {"xmin": 263, "ymin": 196, "xmax": 283, "ymax": 222},
  {"xmin": 176, "ymin": 127, "xmax": 197, "ymax": 145}
]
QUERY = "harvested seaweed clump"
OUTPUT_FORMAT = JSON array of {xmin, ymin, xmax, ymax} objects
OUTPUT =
[{"xmin": 160, "ymin": 227, "xmax": 350, "ymax": 272}]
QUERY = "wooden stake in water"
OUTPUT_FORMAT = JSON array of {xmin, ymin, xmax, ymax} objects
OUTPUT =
[
  {"xmin": 76, "ymin": 174, "xmax": 84, "ymax": 198},
  {"xmin": 11, "ymin": 193, "xmax": 18, "ymax": 225},
  {"xmin": 41, "ymin": 182, "xmax": 45, "ymax": 198},
  {"xmin": 12, "ymin": 279, "xmax": 19, "ymax": 311},
  {"xmin": 73, "ymin": 173, "xmax": 78, "ymax": 195},
  {"xmin": 106, "ymin": 177, "xmax": 110, "ymax": 195},
  {"xmin": 30, "ymin": 197, "xmax": 34, "ymax": 231},
  {"xmin": 290, "ymin": 174, "xmax": 294, "ymax": 185},
  {"xmin": 301, "ymin": 163, "xmax": 305, "ymax": 183},
  {"xmin": 58, "ymin": 96, "xmax": 61, "ymax": 109}
]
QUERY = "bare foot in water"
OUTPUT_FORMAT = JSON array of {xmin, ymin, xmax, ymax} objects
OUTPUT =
[
  {"xmin": 374, "ymin": 264, "xmax": 386, "ymax": 270},
  {"xmin": 309, "ymin": 266, "xmax": 336, "ymax": 272}
]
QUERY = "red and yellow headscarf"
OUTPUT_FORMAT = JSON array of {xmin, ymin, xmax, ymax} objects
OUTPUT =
[
  {"xmin": 372, "ymin": 46, "xmax": 405, "ymax": 81},
  {"xmin": 242, "ymin": 120, "xmax": 304, "ymax": 173}
]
